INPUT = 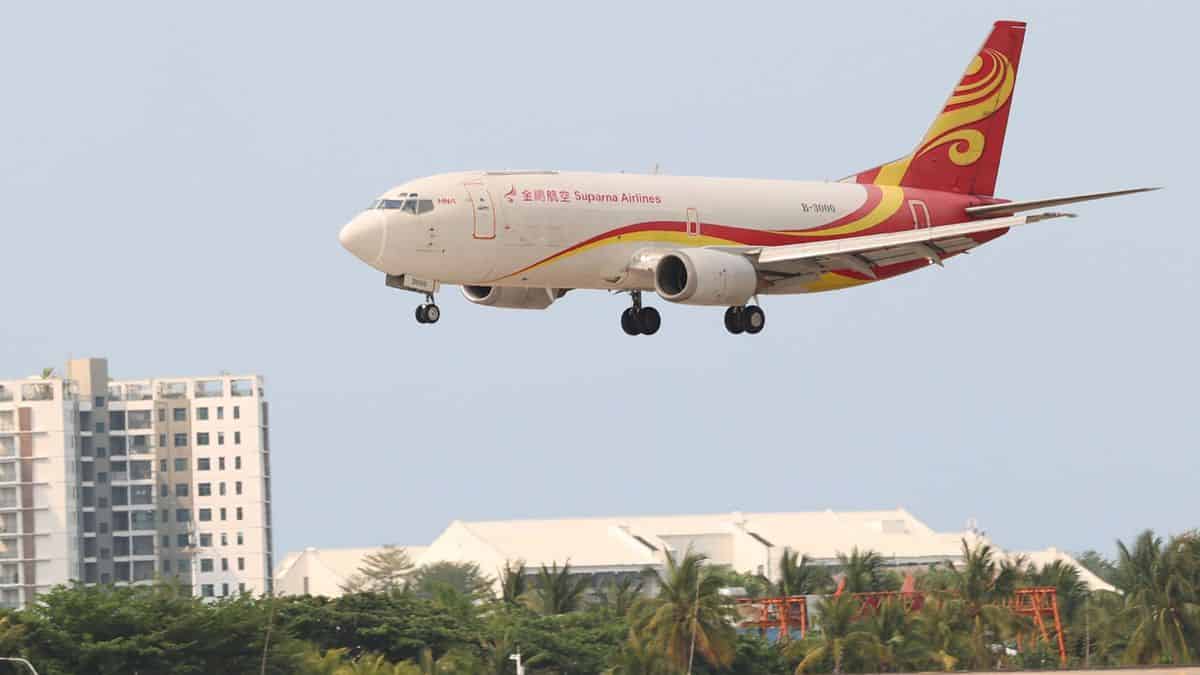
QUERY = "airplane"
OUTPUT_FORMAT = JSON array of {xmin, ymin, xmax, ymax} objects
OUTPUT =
[{"xmin": 339, "ymin": 20, "xmax": 1154, "ymax": 336}]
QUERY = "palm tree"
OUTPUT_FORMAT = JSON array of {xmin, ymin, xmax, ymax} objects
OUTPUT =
[
  {"xmin": 948, "ymin": 540, "xmax": 1022, "ymax": 669},
  {"xmin": 604, "ymin": 632, "xmax": 671, "ymax": 675},
  {"xmin": 789, "ymin": 593, "xmax": 881, "ymax": 674},
  {"xmin": 526, "ymin": 561, "xmax": 591, "ymax": 615},
  {"xmin": 631, "ymin": 550, "xmax": 736, "ymax": 672},
  {"xmin": 498, "ymin": 559, "xmax": 527, "ymax": 606},
  {"xmin": 339, "ymin": 653, "xmax": 403, "ymax": 675},
  {"xmin": 864, "ymin": 596, "xmax": 932, "ymax": 672},
  {"xmin": 836, "ymin": 548, "xmax": 887, "ymax": 593},
  {"xmin": 911, "ymin": 595, "xmax": 969, "ymax": 671},
  {"xmin": 1114, "ymin": 530, "xmax": 1200, "ymax": 664},
  {"xmin": 300, "ymin": 647, "xmax": 348, "ymax": 675},
  {"xmin": 597, "ymin": 573, "xmax": 647, "ymax": 617},
  {"xmin": 774, "ymin": 549, "xmax": 833, "ymax": 596}
]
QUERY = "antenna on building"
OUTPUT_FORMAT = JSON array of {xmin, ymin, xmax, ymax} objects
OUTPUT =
[{"xmin": 652, "ymin": 163, "xmax": 661, "ymax": 175}]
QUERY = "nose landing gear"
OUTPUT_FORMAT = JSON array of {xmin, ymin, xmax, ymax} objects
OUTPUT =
[
  {"xmin": 620, "ymin": 291, "xmax": 661, "ymax": 336},
  {"xmin": 415, "ymin": 293, "xmax": 440, "ymax": 324},
  {"xmin": 724, "ymin": 305, "xmax": 765, "ymax": 335}
]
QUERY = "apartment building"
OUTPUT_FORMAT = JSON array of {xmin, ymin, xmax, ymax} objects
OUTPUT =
[{"xmin": 0, "ymin": 357, "xmax": 274, "ymax": 608}]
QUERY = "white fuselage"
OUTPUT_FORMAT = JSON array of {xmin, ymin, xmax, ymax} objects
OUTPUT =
[{"xmin": 338, "ymin": 169, "xmax": 952, "ymax": 293}]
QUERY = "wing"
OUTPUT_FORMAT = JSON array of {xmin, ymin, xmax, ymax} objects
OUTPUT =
[{"xmin": 731, "ymin": 212, "xmax": 1073, "ymax": 282}]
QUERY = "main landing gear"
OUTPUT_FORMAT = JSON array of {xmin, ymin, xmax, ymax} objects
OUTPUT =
[
  {"xmin": 415, "ymin": 293, "xmax": 440, "ymax": 325},
  {"xmin": 620, "ymin": 290, "xmax": 661, "ymax": 336},
  {"xmin": 724, "ymin": 305, "xmax": 765, "ymax": 335}
]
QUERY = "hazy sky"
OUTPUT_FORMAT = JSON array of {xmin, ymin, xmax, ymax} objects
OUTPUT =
[{"xmin": 2, "ymin": 2, "xmax": 1195, "ymax": 561}]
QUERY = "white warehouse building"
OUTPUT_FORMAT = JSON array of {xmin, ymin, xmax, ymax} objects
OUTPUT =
[{"xmin": 276, "ymin": 508, "xmax": 1113, "ymax": 597}]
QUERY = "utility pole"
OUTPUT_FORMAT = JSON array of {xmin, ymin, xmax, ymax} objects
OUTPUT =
[{"xmin": 509, "ymin": 652, "xmax": 525, "ymax": 675}]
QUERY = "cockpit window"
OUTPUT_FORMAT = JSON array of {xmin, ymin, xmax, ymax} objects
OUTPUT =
[{"xmin": 367, "ymin": 196, "xmax": 435, "ymax": 214}]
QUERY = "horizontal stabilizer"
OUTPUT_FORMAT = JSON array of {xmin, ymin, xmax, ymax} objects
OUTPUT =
[{"xmin": 965, "ymin": 187, "xmax": 1158, "ymax": 218}]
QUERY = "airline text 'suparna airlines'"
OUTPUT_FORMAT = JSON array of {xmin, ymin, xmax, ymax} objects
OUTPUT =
[{"xmin": 339, "ymin": 21, "xmax": 1154, "ymax": 335}]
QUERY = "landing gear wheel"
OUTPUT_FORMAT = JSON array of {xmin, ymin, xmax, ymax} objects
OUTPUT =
[
  {"xmin": 724, "ymin": 307, "xmax": 745, "ymax": 335},
  {"xmin": 423, "ymin": 304, "xmax": 440, "ymax": 324},
  {"xmin": 638, "ymin": 307, "xmax": 661, "ymax": 335},
  {"xmin": 621, "ymin": 307, "xmax": 642, "ymax": 336},
  {"xmin": 742, "ymin": 305, "xmax": 765, "ymax": 334},
  {"xmin": 415, "ymin": 304, "xmax": 440, "ymax": 324}
]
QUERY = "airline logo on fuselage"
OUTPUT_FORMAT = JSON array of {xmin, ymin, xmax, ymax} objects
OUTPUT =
[{"xmin": 504, "ymin": 184, "xmax": 664, "ymax": 206}]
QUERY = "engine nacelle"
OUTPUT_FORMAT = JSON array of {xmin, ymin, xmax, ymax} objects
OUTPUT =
[
  {"xmin": 461, "ymin": 285, "xmax": 565, "ymax": 310},
  {"xmin": 654, "ymin": 249, "xmax": 758, "ymax": 306}
]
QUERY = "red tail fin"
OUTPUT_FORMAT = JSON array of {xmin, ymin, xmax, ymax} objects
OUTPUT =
[{"xmin": 852, "ymin": 20, "xmax": 1027, "ymax": 196}]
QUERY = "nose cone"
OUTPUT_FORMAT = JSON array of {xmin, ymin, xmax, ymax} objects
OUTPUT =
[{"xmin": 339, "ymin": 211, "xmax": 384, "ymax": 266}]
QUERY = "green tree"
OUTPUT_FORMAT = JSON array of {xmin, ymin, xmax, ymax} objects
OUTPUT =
[
  {"xmin": 595, "ymin": 574, "xmax": 648, "ymax": 618},
  {"xmin": 834, "ymin": 548, "xmax": 889, "ymax": 594},
  {"xmin": 630, "ymin": 551, "xmax": 737, "ymax": 672},
  {"xmin": 1076, "ymin": 549, "xmax": 1118, "ymax": 586},
  {"xmin": 788, "ymin": 593, "xmax": 880, "ymax": 674},
  {"xmin": 605, "ymin": 632, "xmax": 671, "ymax": 675},
  {"xmin": 342, "ymin": 546, "xmax": 415, "ymax": 594},
  {"xmin": 947, "ymin": 540, "xmax": 1022, "ymax": 669},
  {"xmin": 863, "ymin": 597, "xmax": 932, "ymax": 672},
  {"xmin": 410, "ymin": 561, "xmax": 493, "ymax": 602},
  {"xmin": 774, "ymin": 550, "xmax": 833, "ymax": 596},
  {"xmin": 1114, "ymin": 530, "xmax": 1200, "ymax": 664},
  {"xmin": 911, "ymin": 595, "xmax": 969, "ymax": 671},
  {"xmin": 499, "ymin": 559, "xmax": 528, "ymax": 606},
  {"xmin": 527, "ymin": 561, "xmax": 591, "ymax": 616}
]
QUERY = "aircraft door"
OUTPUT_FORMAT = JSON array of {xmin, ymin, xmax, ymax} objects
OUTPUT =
[
  {"xmin": 464, "ymin": 183, "xmax": 496, "ymax": 239},
  {"xmin": 686, "ymin": 207, "xmax": 700, "ymax": 236},
  {"xmin": 908, "ymin": 200, "xmax": 931, "ymax": 229}
]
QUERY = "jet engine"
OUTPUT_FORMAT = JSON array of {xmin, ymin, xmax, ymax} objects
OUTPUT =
[
  {"xmin": 654, "ymin": 249, "xmax": 758, "ymax": 306},
  {"xmin": 461, "ymin": 285, "xmax": 566, "ymax": 310}
]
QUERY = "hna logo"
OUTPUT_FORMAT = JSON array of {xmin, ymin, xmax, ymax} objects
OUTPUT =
[{"xmin": 503, "ymin": 185, "xmax": 516, "ymax": 203}]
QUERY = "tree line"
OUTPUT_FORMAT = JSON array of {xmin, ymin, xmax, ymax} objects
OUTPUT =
[{"xmin": 0, "ymin": 529, "xmax": 1195, "ymax": 674}]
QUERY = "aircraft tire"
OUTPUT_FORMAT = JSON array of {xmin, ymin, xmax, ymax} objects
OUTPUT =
[
  {"xmin": 724, "ymin": 307, "xmax": 745, "ymax": 334},
  {"xmin": 621, "ymin": 307, "xmax": 642, "ymax": 336},
  {"xmin": 424, "ymin": 304, "xmax": 441, "ymax": 324},
  {"xmin": 742, "ymin": 305, "xmax": 765, "ymax": 334},
  {"xmin": 415, "ymin": 305, "xmax": 428, "ymax": 324},
  {"xmin": 638, "ymin": 307, "xmax": 661, "ymax": 335}
]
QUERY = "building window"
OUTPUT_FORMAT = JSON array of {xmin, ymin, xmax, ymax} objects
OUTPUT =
[
  {"xmin": 220, "ymin": 532, "xmax": 228, "ymax": 546},
  {"xmin": 80, "ymin": 463, "xmax": 95, "ymax": 482},
  {"xmin": 231, "ymin": 380, "xmax": 253, "ymax": 397},
  {"xmin": 217, "ymin": 432, "xmax": 225, "ymax": 446},
  {"xmin": 130, "ymin": 485, "xmax": 153, "ymax": 504},
  {"xmin": 96, "ymin": 471, "xmax": 108, "ymax": 484},
  {"xmin": 161, "ymin": 509, "xmax": 168, "ymax": 523},
  {"xmin": 235, "ymin": 481, "xmax": 242, "ymax": 496},
  {"xmin": 173, "ymin": 408, "xmax": 187, "ymax": 422},
  {"xmin": 94, "ymin": 396, "xmax": 105, "ymax": 408},
  {"xmin": 198, "ymin": 483, "xmax": 211, "ymax": 497},
  {"xmin": 158, "ymin": 433, "xmax": 167, "ymax": 447},
  {"xmin": 199, "ymin": 508, "xmax": 212, "ymax": 522},
  {"xmin": 196, "ymin": 407, "xmax": 208, "ymax": 421},
  {"xmin": 237, "ymin": 557, "xmax": 245, "ymax": 571},
  {"xmin": 96, "ymin": 446, "xmax": 108, "ymax": 458},
  {"xmin": 131, "ymin": 511, "xmax": 155, "ymax": 530},
  {"xmin": 199, "ymin": 533, "xmax": 212, "ymax": 547},
  {"xmin": 162, "ymin": 560, "xmax": 172, "ymax": 573},
  {"xmin": 177, "ymin": 534, "xmax": 189, "ymax": 547},
  {"xmin": 174, "ymin": 433, "xmax": 187, "ymax": 448},
  {"xmin": 176, "ymin": 483, "xmax": 189, "ymax": 497},
  {"xmin": 159, "ymin": 459, "xmax": 167, "ymax": 473},
  {"xmin": 115, "ymin": 562, "xmax": 130, "ymax": 582},
  {"xmin": 236, "ymin": 532, "xmax": 244, "ymax": 545},
  {"xmin": 111, "ymin": 486, "xmax": 128, "ymax": 506},
  {"xmin": 197, "ymin": 458, "xmax": 210, "ymax": 471},
  {"xmin": 218, "ymin": 457, "xmax": 225, "ymax": 470},
  {"xmin": 108, "ymin": 411, "xmax": 126, "ymax": 431},
  {"xmin": 217, "ymin": 407, "xmax": 224, "ymax": 420},
  {"xmin": 130, "ymin": 460, "xmax": 152, "ymax": 480},
  {"xmin": 83, "ymin": 538, "xmax": 97, "ymax": 558},
  {"xmin": 113, "ymin": 512, "xmax": 129, "ymax": 531},
  {"xmin": 239, "ymin": 582, "xmax": 246, "ymax": 593},
  {"xmin": 178, "ymin": 558, "xmax": 191, "ymax": 574},
  {"xmin": 175, "ymin": 509, "xmax": 190, "ymax": 523},
  {"xmin": 219, "ymin": 508, "xmax": 227, "ymax": 521},
  {"xmin": 200, "ymin": 559, "xmax": 213, "ymax": 572},
  {"xmin": 174, "ymin": 458, "xmax": 188, "ymax": 472},
  {"xmin": 221, "ymin": 583, "xmax": 230, "ymax": 597},
  {"xmin": 197, "ymin": 433, "xmax": 210, "ymax": 446},
  {"xmin": 95, "ymin": 422, "xmax": 105, "ymax": 433},
  {"xmin": 201, "ymin": 584, "xmax": 214, "ymax": 598},
  {"xmin": 234, "ymin": 431, "xmax": 241, "ymax": 445},
  {"xmin": 235, "ymin": 507, "xmax": 243, "ymax": 521},
  {"xmin": 221, "ymin": 558, "xmax": 229, "ymax": 572},
  {"xmin": 219, "ymin": 482, "xmax": 226, "ymax": 496},
  {"xmin": 132, "ymin": 535, "xmax": 154, "ymax": 555},
  {"xmin": 157, "ymin": 409, "xmax": 165, "ymax": 422},
  {"xmin": 161, "ymin": 535, "xmax": 170, "ymax": 548},
  {"xmin": 128, "ymin": 410, "xmax": 152, "ymax": 430},
  {"xmin": 233, "ymin": 406, "xmax": 240, "ymax": 420},
  {"xmin": 234, "ymin": 456, "xmax": 242, "ymax": 470},
  {"xmin": 110, "ymin": 437, "xmax": 127, "ymax": 456}
]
